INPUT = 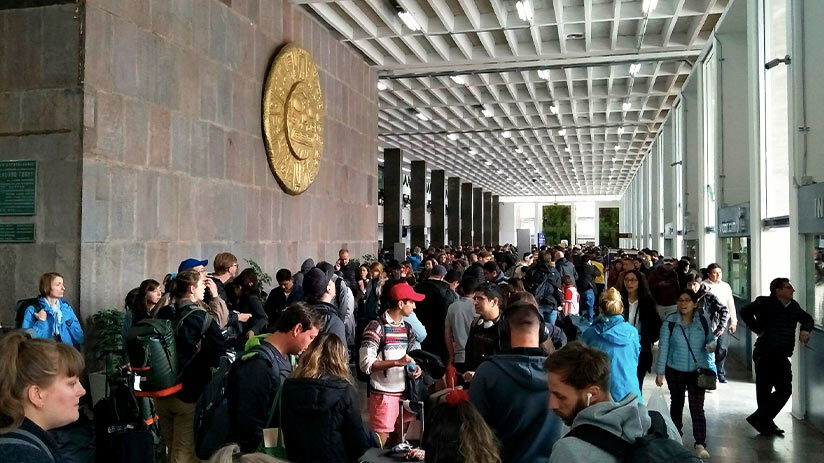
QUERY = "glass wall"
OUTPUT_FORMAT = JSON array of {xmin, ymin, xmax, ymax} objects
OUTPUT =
[{"xmin": 702, "ymin": 49, "xmax": 719, "ymax": 264}]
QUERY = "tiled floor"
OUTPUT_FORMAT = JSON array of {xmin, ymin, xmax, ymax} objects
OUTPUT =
[{"xmin": 643, "ymin": 364, "xmax": 824, "ymax": 462}]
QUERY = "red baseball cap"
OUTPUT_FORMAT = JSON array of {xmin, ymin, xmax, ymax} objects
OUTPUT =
[{"xmin": 388, "ymin": 282, "xmax": 425, "ymax": 302}]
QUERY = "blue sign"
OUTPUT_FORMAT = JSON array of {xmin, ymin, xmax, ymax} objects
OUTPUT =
[{"xmin": 537, "ymin": 232, "xmax": 546, "ymax": 246}]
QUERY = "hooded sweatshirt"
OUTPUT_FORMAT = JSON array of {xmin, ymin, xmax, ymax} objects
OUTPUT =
[
  {"xmin": 469, "ymin": 347, "xmax": 563, "ymax": 463},
  {"xmin": 549, "ymin": 393, "xmax": 682, "ymax": 463},
  {"xmin": 292, "ymin": 258, "xmax": 316, "ymax": 288},
  {"xmin": 281, "ymin": 376, "xmax": 375, "ymax": 463},
  {"xmin": 580, "ymin": 315, "xmax": 642, "ymax": 403}
]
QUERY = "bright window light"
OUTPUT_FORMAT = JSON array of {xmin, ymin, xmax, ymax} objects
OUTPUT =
[
  {"xmin": 398, "ymin": 9, "xmax": 421, "ymax": 31},
  {"xmin": 450, "ymin": 75, "xmax": 467, "ymax": 85},
  {"xmin": 516, "ymin": 0, "xmax": 534, "ymax": 23},
  {"xmin": 564, "ymin": 147, "xmax": 571, "ymax": 153},
  {"xmin": 558, "ymin": 129, "xmax": 566, "ymax": 136},
  {"xmin": 642, "ymin": 0, "xmax": 659, "ymax": 14},
  {"xmin": 614, "ymin": 145, "xmax": 620, "ymax": 150},
  {"xmin": 377, "ymin": 81, "xmax": 387, "ymax": 91},
  {"xmin": 618, "ymin": 127, "xmax": 625, "ymax": 135},
  {"xmin": 549, "ymin": 104, "xmax": 559, "ymax": 115},
  {"xmin": 629, "ymin": 63, "xmax": 641, "ymax": 76},
  {"xmin": 622, "ymin": 102, "xmax": 632, "ymax": 111},
  {"xmin": 447, "ymin": 133, "xmax": 459, "ymax": 141},
  {"xmin": 537, "ymin": 69, "xmax": 551, "ymax": 80},
  {"xmin": 501, "ymin": 131, "xmax": 512, "ymax": 138}
]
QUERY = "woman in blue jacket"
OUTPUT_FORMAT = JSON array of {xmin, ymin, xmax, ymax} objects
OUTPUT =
[
  {"xmin": 580, "ymin": 287, "xmax": 642, "ymax": 403},
  {"xmin": 21, "ymin": 272, "xmax": 84, "ymax": 348},
  {"xmin": 655, "ymin": 289, "xmax": 716, "ymax": 460}
]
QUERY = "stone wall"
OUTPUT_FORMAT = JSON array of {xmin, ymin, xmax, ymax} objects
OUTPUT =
[
  {"xmin": 1, "ymin": 0, "xmax": 379, "ymax": 322},
  {"xmin": 0, "ymin": 3, "xmax": 83, "ymax": 322}
]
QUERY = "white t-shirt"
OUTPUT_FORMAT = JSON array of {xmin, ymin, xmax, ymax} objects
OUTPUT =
[
  {"xmin": 627, "ymin": 299, "xmax": 641, "ymax": 331},
  {"xmin": 705, "ymin": 280, "xmax": 737, "ymax": 324}
]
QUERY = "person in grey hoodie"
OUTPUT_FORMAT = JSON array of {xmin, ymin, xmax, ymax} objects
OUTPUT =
[
  {"xmin": 546, "ymin": 342, "xmax": 682, "ymax": 463},
  {"xmin": 469, "ymin": 302, "xmax": 563, "ymax": 463},
  {"xmin": 292, "ymin": 258, "xmax": 316, "ymax": 289}
]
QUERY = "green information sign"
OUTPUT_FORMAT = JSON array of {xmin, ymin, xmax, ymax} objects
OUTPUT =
[
  {"xmin": 0, "ymin": 160, "xmax": 37, "ymax": 216},
  {"xmin": 0, "ymin": 223, "xmax": 35, "ymax": 243}
]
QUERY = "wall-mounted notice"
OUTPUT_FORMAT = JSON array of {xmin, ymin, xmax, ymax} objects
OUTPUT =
[
  {"xmin": 0, "ymin": 223, "xmax": 35, "ymax": 243},
  {"xmin": 0, "ymin": 160, "xmax": 37, "ymax": 216}
]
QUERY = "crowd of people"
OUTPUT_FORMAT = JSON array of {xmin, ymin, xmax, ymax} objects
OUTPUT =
[{"xmin": 0, "ymin": 243, "xmax": 815, "ymax": 463}]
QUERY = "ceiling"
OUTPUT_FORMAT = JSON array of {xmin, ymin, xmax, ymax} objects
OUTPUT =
[{"xmin": 296, "ymin": 0, "xmax": 731, "ymax": 196}]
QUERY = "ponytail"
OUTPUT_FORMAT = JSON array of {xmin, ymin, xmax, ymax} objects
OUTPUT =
[{"xmin": 0, "ymin": 331, "xmax": 84, "ymax": 432}]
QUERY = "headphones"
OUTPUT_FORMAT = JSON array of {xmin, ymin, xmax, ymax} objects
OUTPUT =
[
  {"xmin": 586, "ymin": 393, "xmax": 593, "ymax": 407},
  {"xmin": 500, "ymin": 303, "xmax": 551, "ymax": 345}
]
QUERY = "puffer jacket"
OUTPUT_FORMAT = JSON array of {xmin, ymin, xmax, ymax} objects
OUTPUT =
[
  {"xmin": 656, "ymin": 312, "xmax": 715, "ymax": 374},
  {"xmin": 581, "ymin": 315, "xmax": 642, "ymax": 403},
  {"xmin": 281, "ymin": 376, "xmax": 376, "ymax": 462}
]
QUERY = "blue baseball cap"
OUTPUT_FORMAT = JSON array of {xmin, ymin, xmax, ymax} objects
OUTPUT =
[{"xmin": 178, "ymin": 258, "xmax": 208, "ymax": 272}]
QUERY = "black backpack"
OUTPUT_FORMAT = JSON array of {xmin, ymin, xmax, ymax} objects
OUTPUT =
[
  {"xmin": 15, "ymin": 297, "xmax": 41, "ymax": 328},
  {"xmin": 94, "ymin": 381, "xmax": 159, "ymax": 463},
  {"xmin": 565, "ymin": 410, "xmax": 701, "ymax": 463}
]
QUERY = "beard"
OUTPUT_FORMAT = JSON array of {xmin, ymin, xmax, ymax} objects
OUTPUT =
[{"xmin": 559, "ymin": 396, "xmax": 590, "ymax": 426}]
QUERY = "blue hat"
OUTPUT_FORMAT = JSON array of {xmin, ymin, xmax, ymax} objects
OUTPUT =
[{"xmin": 178, "ymin": 258, "xmax": 208, "ymax": 272}]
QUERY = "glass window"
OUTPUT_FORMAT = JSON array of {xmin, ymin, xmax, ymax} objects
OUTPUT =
[
  {"xmin": 762, "ymin": 0, "xmax": 790, "ymax": 218},
  {"xmin": 674, "ymin": 103, "xmax": 685, "ymax": 256},
  {"xmin": 811, "ymin": 235, "xmax": 824, "ymax": 328},
  {"xmin": 703, "ymin": 51, "xmax": 718, "ymax": 231}
]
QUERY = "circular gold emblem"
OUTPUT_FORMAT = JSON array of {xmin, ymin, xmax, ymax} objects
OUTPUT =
[{"xmin": 262, "ymin": 44, "xmax": 324, "ymax": 195}]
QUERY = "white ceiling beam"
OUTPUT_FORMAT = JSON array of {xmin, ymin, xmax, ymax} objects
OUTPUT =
[{"xmin": 456, "ymin": 0, "xmax": 481, "ymax": 30}]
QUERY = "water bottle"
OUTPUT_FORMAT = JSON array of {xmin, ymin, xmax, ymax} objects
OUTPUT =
[{"xmin": 406, "ymin": 362, "xmax": 416, "ymax": 374}]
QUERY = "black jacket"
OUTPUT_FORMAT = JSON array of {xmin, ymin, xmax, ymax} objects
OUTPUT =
[
  {"xmin": 694, "ymin": 283, "xmax": 728, "ymax": 333},
  {"xmin": 555, "ymin": 258, "xmax": 578, "ymax": 283},
  {"xmin": 0, "ymin": 417, "xmax": 64, "ymax": 463},
  {"xmin": 228, "ymin": 341, "xmax": 293, "ymax": 453},
  {"xmin": 741, "ymin": 296, "xmax": 814, "ymax": 358},
  {"xmin": 281, "ymin": 377, "xmax": 375, "ymax": 462},
  {"xmin": 621, "ymin": 294, "xmax": 662, "ymax": 349},
  {"xmin": 311, "ymin": 301, "xmax": 348, "ymax": 348},
  {"xmin": 238, "ymin": 292, "xmax": 268, "ymax": 335},
  {"xmin": 264, "ymin": 285, "xmax": 305, "ymax": 324},
  {"xmin": 414, "ymin": 278, "xmax": 458, "ymax": 362},
  {"xmin": 575, "ymin": 261, "xmax": 599, "ymax": 293}
]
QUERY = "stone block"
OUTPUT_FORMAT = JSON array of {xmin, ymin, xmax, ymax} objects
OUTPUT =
[
  {"xmin": 151, "ymin": 0, "xmax": 192, "ymax": 46},
  {"xmin": 216, "ymin": 67, "xmax": 233, "ymax": 127},
  {"xmin": 208, "ymin": 124, "xmax": 225, "ymax": 179},
  {"xmin": 281, "ymin": 0, "xmax": 293, "ymax": 42},
  {"xmin": 176, "ymin": 178, "xmax": 197, "ymax": 235},
  {"xmin": 170, "ymin": 112, "xmax": 191, "ymax": 171},
  {"xmin": 22, "ymin": 88, "xmax": 79, "ymax": 133},
  {"xmin": 90, "ymin": 243, "xmax": 123, "ymax": 312},
  {"xmin": 157, "ymin": 174, "xmax": 179, "ymax": 240},
  {"xmin": 39, "ymin": 159, "xmax": 82, "ymax": 242},
  {"xmin": 84, "ymin": 6, "xmax": 113, "ymax": 91},
  {"xmin": 111, "ymin": 16, "xmax": 141, "ymax": 97},
  {"xmin": 192, "ymin": 0, "xmax": 211, "ymax": 55},
  {"xmin": 151, "ymin": 39, "xmax": 182, "ymax": 110},
  {"xmin": 0, "ymin": 92, "xmax": 21, "ymax": 133},
  {"xmin": 146, "ymin": 242, "xmax": 171, "ymax": 279},
  {"xmin": 95, "ymin": 90, "xmax": 124, "ymax": 160},
  {"xmin": 149, "ymin": 105, "xmax": 171, "ymax": 168},
  {"xmin": 226, "ymin": 10, "xmax": 255, "ymax": 77},
  {"xmin": 194, "ymin": 181, "xmax": 217, "ymax": 241},
  {"xmin": 109, "ymin": 166, "xmax": 137, "ymax": 240},
  {"xmin": 80, "ymin": 162, "xmax": 110, "ymax": 243},
  {"xmin": 225, "ymin": 130, "xmax": 241, "ymax": 183},
  {"xmin": 259, "ymin": 189, "xmax": 272, "ymax": 240},
  {"xmin": 88, "ymin": 0, "xmax": 151, "ymax": 29},
  {"xmin": 121, "ymin": 242, "xmax": 147, "ymax": 296},
  {"xmin": 245, "ymin": 187, "xmax": 260, "ymax": 242},
  {"xmin": 123, "ymin": 97, "xmax": 149, "ymax": 166},
  {"xmin": 209, "ymin": 1, "xmax": 228, "ymax": 63},
  {"xmin": 4, "ymin": 8, "xmax": 43, "ymax": 90},
  {"xmin": 254, "ymin": 30, "xmax": 276, "ymax": 82},
  {"xmin": 199, "ymin": 61, "xmax": 218, "ymax": 122},
  {"xmin": 190, "ymin": 120, "xmax": 210, "ymax": 178},
  {"xmin": 232, "ymin": 74, "xmax": 258, "ymax": 134},
  {"xmin": 43, "ymin": 5, "xmax": 80, "ymax": 86}
]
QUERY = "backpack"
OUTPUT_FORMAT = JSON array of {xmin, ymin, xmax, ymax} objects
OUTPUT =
[
  {"xmin": 15, "ymin": 297, "xmax": 41, "ymax": 328},
  {"xmin": 94, "ymin": 381, "xmax": 159, "ymax": 463},
  {"xmin": 356, "ymin": 318, "xmax": 413, "ymax": 384},
  {"xmin": 565, "ymin": 410, "xmax": 702, "ymax": 463},
  {"xmin": 524, "ymin": 265, "xmax": 548, "ymax": 294},
  {"xmin": 125, "ymin": 306, "xmax": 212, "ymax": 396},
  {"xmin": 194, "ymin": 346, "xmax": 283, "ymax": 460}
]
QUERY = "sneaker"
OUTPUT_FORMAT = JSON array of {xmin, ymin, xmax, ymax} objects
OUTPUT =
[
  {"xmin": 718, "ymin": 376, "xmax": 728, "ymax": 383},
  {"xmin": 694, "ymin": 444, "xmax": 710, "ymax": 459}
]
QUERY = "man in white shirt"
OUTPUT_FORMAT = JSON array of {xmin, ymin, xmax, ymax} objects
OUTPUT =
[{"xmin": 704, "ymin": 263, "xmax": 737, "ymax": 383}]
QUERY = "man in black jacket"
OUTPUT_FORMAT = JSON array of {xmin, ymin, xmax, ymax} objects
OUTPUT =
[
  {"xmin": 228, "ymin": 303, "xmax": 322, "ymax": 453},
  {"xmin": 303, "ymin": 268, "xmax": 347, "ymax": 348},
  {"xmin": 264, "ymin": 268, "xmax": 305, "ymax": 328},
  {"xmin": 741, "ymin": 278, "xmax": 814, "ymax": 436},
  {"xmin": 414, "ymin": 265, "xmax": 458, "ymax": 362}
]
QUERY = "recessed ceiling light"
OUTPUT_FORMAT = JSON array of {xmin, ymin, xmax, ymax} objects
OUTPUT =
[
  {"xmin": 614, "ymin": 145, "xmax": 620, "ymax": 151},
  {"xmin": 516, "ymin": 0, "xmax": 534, "ymax": 23},
  {"xmin": 397, "ymin": 8, "xmax": 421, "ymax": 31},
  {"xmin": 447, "ymin": 133, "xmax": 459, "ymax": 141},
  {"xmin": 450, "ymin": 75, "xmax": 467, "ymax": 85},
  {"xmin": 549, "ymin": 104, "xmax": 559, "ymax": 115},
  {"xmin": 558, "ymin": 129, "xmax": 566, "ymax": 136},
  {"xmin": 482, "ymin": 108, "xmax": 494, "ymax": 118},
  {"xmin": 496, "ymin": 169, "xmax": 504, "ymax": 174},
  {"xmin": 622, "ymin": 102, "xmax": 632, "ymax": 111},
  {"xmin": 618, "ymin": 127, "xmax": 625, "ymax": 135},
  {"xmin": 501, "ymin": 131, "xmax": 512, "ymax": 138},
  {"xmin": 566, "ymin": 33, "xmax": 585, "ymax": 40},
  {"xmin": 484, "ymin": 160, "xmax": 493, "ymax": 166},
  {"xmin": 564, "ymin": 147, "xmax": 570, "ymax": 152},
  {"xmin": 468, "ymin": 148, "xmax": 477, "ymax": 155},
  {"xmin": 643, "ymin": 0, "xmax": 659, "ymax": 14},
  {"xmin": 629, "ymin": 63, "xmax": 641, "ymax": 76},
  {"xmin": 377, "ymin": 81, "xmax": 387, "ymax": 91},
  {"xmin": 515, "ymin": 147, "xmax": 523, "ymax": 154},
  {"xmin": 537, "ymin": 69, "xmax": 551, "ymax": 80},
  {"xmin": 416, "ymin": 112, "xmax": 429, "ymax": 121}
]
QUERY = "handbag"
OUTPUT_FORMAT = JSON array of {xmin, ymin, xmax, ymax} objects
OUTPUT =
[
  {"xmin": 258, "ymin": 385, "xmax": 288, "ymax": 458},
  {"xmin": 678, "ymin": 325, "xmax": 717, "ymax": 390}
]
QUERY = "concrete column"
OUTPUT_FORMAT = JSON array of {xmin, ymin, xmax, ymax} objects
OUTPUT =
[
  {"xmin": 448, "ymin": 177, "xmax": 461, "ymax": 246},
  {"xmin": 430, "ymin": 170, "xmax": 445, "ymax": 248},
  {"xmin": 483, "ymin": 192, "xmax": 492, "ymax": 246},
  {"xmin": 492, "ymin": 195, "xmax": 500, "ymax": 246},
  {"xmin": 384, "ymin": 148, "xmax": 403, "ymax": 248},
  {"xmin": 461, "ymin": 182, "xmax": 473, "ymax": 246},
  {"xmin": 473, "ymin": 187, "xmax": 483, "ymax": 246},
  {"xmin": 410, "ymin": 160, "xmax": 427, "ymax": 250}
]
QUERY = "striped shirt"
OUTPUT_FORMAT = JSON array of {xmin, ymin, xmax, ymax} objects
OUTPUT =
[{"xmin": 359, "ymin": 311, "xmax": 415, "ymax": 393}]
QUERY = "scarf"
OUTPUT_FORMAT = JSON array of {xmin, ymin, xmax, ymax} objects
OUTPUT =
[{"xmin": 42, "ymin": 298, "xmax": 63, "ymax": 338}]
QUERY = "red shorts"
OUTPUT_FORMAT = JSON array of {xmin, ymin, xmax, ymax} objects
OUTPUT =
[{"xmin": 368, "ymin": 392, "xmax": 414, "ymax": 433}]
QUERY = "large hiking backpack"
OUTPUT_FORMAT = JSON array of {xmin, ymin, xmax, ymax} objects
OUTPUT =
[
  {"xmin": 194, "ymin": 346, "xmax": 280, "ymax": 460},
  {"xmin": 565, "ymin": 410, "xmax": 701, "ymax": 463},
  {"xmin": 94, "ymin": 381, "xmax": 159, "ymax": 463},
  {"xmin": 125, "ymin": 307, "xmax": 212, "ymax": 396}
]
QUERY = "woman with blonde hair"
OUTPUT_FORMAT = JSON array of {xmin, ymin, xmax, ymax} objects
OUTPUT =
[
  {"xmin": 580, "ymin": 287, "xmax": 642, "ymax": 403},
  {"xmin": 280, "ymin": 333, "xmax": 378, "ymax": 462},
  {"xmin": 0, "ymin": 331, "xmax": 86, "ymax": 462}
]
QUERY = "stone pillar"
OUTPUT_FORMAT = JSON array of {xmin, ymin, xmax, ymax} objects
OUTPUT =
[
  {"xmin": 483, "ymin": 192, "xmax": 492, "ymax": 246},
  {"xmin": 473, "ymin": 187, "xmax": 483, "ymax": 246},
  {"xmin": 461, "ymin": 182, "xmax": 473, "ymax": 246},
  {"xmin": 448, "ymin": 177, "xmax": 461, "ymax": 246},
  {"xmin": 430, "ymin": 170, "xmax": 445, "ymax": 248},
  {"xmin": 410, "ymin": 160, "xmax": 427, "ymax": 250},
  {"xmin": 384, "ymin": 148, "xmax": 403, "ymax": 249},
  {"xmin": 492, "ymin": 195, "xmax": 500, "ymax": 246}
]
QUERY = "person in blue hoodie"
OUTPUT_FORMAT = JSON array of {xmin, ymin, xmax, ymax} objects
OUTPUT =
[
  {"xmin": 580, "ymin": 287, "xmax": 641, "ymax": 403},
  {"xmin": 469, "ymin": 301, "xmax": 563, "ymax": 463},
  {"xmin": 21, "ymin": 272, "xmax": 84, "ymax": 349}
]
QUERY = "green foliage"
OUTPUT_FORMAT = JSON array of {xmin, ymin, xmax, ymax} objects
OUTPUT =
[
  {"xmin": 599, "ymin": 208, "xmax": 620, "ymax": 248},
  {"xmin": 92, "ymin": 310, "xmax": 126, "ymax": 382},
  {"xmin": 245, "ymin": 258, "xmax": 273, "ymax": 288},
  {"xmin": 542, "ymin": 205, "xmax": 572, "ymax": 246},
  {"xmin": 352, "ymin": 254, "xmax": 378, "ymax": 269}
]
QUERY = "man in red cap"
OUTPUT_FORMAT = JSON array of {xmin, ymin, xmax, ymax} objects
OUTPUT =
[{"xmin": 359, "ymin": 282, "xmax": 425, "ymax": 446}]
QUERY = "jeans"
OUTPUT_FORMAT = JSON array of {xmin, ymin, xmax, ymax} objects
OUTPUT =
[
  {"xmin": 581, "ymin": 289, "xmax": 595, "ymax": 320},
  {"xmin": 541, "ymin": 306, "xmax": 558, "ymax": 325},
  {"xmin": 715, "ymin": 330, "xmax": 728, "ymax": 379}
]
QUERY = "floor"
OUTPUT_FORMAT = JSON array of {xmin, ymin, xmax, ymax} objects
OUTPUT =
[{"xmin": 643, "ymin": 363, "xmax": 824, "ymax": 462}]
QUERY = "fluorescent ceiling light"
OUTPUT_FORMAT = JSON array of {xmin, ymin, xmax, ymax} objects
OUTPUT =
[
  {"xmin": 629, "ymin": 63, "xmax": 641, "ymax": 76},
  {"xmin": 450, "ymin": 75, "xmax": 467, "ymax": 85},
  {"xmin": 468, "ymin": 149, "xmax": 477, "ymax": 155},
  {"xmin": 515, "ymin": 148, "xmax": 523, "ymax": 154},
  {"xmin": 501, "ymin": 131, "xmax": 512, "ymax": 138},
  {"xmin": 537, "ymin": 69, "xmax": 551, "ymax": 80},
  {"xmin": 516, "ymin": 0, "xmax": 534, "ymax": 23},
  {"xmin": 447, "ymin": 133, "xmax": 459, "ymax": 141},
  {"xmin": 614, "ymin": 145, "xmax": 620, "ymax": 151},
  {"xmin": 618, "ymin": 127, "xmax": 625, "ymax": 135},
  {"xmin": 398, "ymin": 10, "xmax": 421, "ymax": 31},
  {"xmin": 643, "ymin": 0, "xmax": 659, "ymax": 14},
  {"xmin": 377, "ymin": 81, "xmax": 387, "ymax": 91},
  {"xmin": 496, "ymin": 169, "xmax": 504, "ymax": 174},
  {"xmin": 622, "ymin": 102, "xmax": 632, "ymax": 111},
  {"xmin": 611, "ymin": 156, "xmax": 617, "ymax": 162},
  {"xmin": 564, "ymin": 147, "xmax": 570, "ymax": 153},
  {"xmin": 549, "ymin": 104, "xmax": 559, "ymax": 115},
  {"xmin": 482, "ymin": 108, "xmax": 494, "ymax": 118},
  {"xmin": 484, "ymin": 160, "xmax": 493, "ymax": 166},
  {"xmin": 557, "ymin": 129, "xmax": 566, "ymax": 136},
  {"xmin": 416, "ymin": 111, "xmax": 428, "ymax": 121}
]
